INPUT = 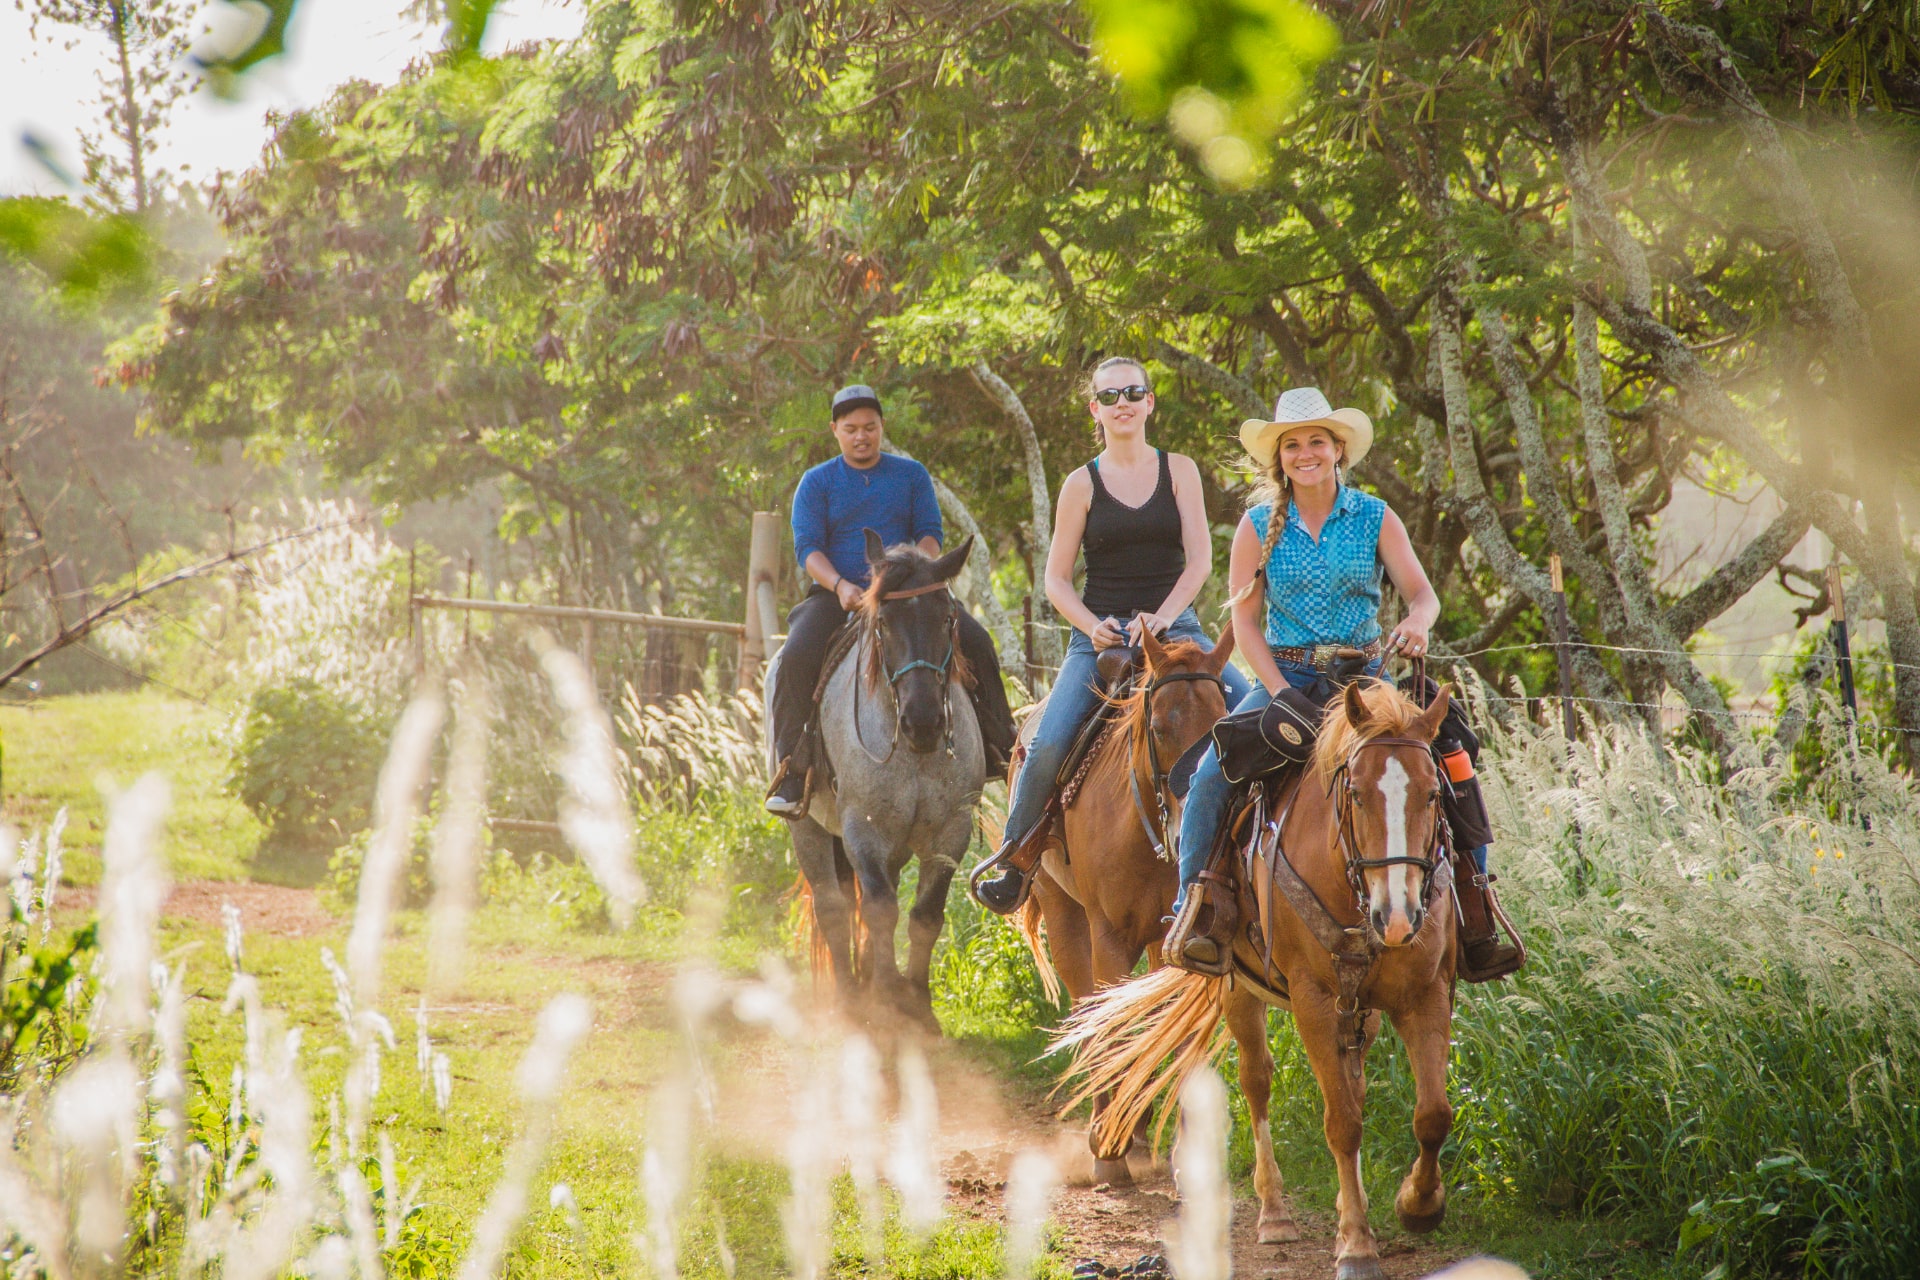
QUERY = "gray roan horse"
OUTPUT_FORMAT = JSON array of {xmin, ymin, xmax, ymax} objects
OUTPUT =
[{"xmin": 765, "ymin": 532, "xmax": 985, "ymax": 1030}]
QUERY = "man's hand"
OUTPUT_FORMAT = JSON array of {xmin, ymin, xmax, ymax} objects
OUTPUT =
[{"xmin": 834, "ymin": 578, "xmax": 863, "ymax": 611}]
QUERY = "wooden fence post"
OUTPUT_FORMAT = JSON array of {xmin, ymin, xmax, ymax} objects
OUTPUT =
[
  {"xmin": 1548, "ymin": 553, "xmax": 1576, "ymax": 743},
  {"xmin": 740, "ymin": 511, "xmax": 782, "ymax": 690},
  {"xmin": 1828, "ymin": 562, "xmax": 1871, "ymax": 831}
]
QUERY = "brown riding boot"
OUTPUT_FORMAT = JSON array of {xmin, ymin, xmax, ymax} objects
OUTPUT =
[
  {"xmin": 1166, "ymin": 871, "xmax": 1238, "ymax": 975},
  {"xmin": 971, "ymin": 810, "xmax": 1056, "ymax": 915},
  {"xmin": 1453, "ymin": 853, "xmax": 1524, "ymax": 983}
]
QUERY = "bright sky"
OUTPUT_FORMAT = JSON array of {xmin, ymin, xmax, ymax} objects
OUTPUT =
[{"xmin": 0, "ymin": 0, "xmax": 587, "ymax": 197}]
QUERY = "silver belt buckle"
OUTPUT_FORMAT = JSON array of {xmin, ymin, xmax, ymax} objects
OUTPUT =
[{"xmin": 1311, "ymin": 644, "xmax": 1338, "ymax": 671}]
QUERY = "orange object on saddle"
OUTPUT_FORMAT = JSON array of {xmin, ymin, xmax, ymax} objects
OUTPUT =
[{"xmin": 1441, "ymin": 747, "xmax": 1475, "ymax": 784}]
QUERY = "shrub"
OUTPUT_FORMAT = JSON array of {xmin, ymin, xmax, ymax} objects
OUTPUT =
[{"xmin": 227, "ymin": 678, "xmax": 388, "ymax": 876}]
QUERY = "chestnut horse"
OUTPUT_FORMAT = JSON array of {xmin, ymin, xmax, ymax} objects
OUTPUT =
[
  {"xmin": 1056, "ymin": 680, "xmax": 1459, "ymax": 1280},
  {"xmin": 1010, "ymin": 628, "xmax": 1300, "ymax": 1234}
]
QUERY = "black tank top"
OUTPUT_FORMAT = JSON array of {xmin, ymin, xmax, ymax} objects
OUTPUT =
[{"xmin": 1080, "ymin": 449, "xmax": 1186, "ymax": 618}]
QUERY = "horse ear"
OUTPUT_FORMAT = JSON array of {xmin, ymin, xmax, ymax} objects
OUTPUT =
[
  {"xmin": 1412, "ymin": 683, "xmax": 1452, "ymax": 742},
  {"xmin": 1342, "ymin": 680, "xmax": 1373, "ymax": 732},
  {"xmin": 1202, "ymin": 623, "xmax": 1236, "ymax": 675},
  {"xmin": 1140, "ymin": 627, "xmax": 1168, "ymax": 672},
  {"xmin": 863, "ymin": 528, "xmax": 886, "ymax": 570},
  {"xmin": 929, "ymin": 535, "xmax": 973, "ymax": 582}
]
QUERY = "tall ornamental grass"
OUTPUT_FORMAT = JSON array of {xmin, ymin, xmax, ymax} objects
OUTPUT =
[{"xmin": 1305, "ymin": 699, "xmax": 1920, "ymax": 1278}]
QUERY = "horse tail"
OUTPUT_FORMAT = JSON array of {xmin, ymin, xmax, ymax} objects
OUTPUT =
[
  {"xmin": 1015, "ymin": 893, "xmax": 1063, "ymax": 1007},
  {"xmin": 788, "ymin": 841, "xmax": 866, "ymax": 997},
  {"xmin": 1051, "ymin": 966, "xmax": 1230, "ymax": 1159}
]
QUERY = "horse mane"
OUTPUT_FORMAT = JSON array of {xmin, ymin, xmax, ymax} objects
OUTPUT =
[
  {"xmin": 854, "ymin": 542, "xmax": 974, "ymax": 691},
  {"xmin": 1312, "ymin": 678, "xmax": 1426, "ymax": 781}
]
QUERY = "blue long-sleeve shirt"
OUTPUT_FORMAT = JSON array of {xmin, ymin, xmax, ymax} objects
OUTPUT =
[{"xmin": 791, "ymin": 454, "xmax": 943, "ymax": 587}]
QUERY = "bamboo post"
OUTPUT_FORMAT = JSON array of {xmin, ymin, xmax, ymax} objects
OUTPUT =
[
  {"xmin": 580, "ymin": 617, "xmax": 595, "ymax": 686},
  {"xmin": 408, "ymin": 545, "xmax": 424, "ymax": 674},
  {"xmin": 1548, "ymin": 554, "xmax": 1576, "ymax": 744},
  {"xmin": 740, "ymin": 511, "xmax": 781, "ymax": 690}
]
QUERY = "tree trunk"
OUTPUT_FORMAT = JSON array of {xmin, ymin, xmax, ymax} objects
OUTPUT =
[{"xmin": 970, "ymin": 360, "xmax": 1059, "ymax": 666}]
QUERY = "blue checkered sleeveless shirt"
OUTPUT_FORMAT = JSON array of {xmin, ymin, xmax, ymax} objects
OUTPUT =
[{"xmin": 1248, "ymin": 485, "xmax": 1387, "ymax": 650}]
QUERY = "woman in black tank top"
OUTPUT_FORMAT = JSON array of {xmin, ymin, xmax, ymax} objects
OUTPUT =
[{"xmin": 973, "ymin": 357, "xmax": 1252, "ymax": 913}]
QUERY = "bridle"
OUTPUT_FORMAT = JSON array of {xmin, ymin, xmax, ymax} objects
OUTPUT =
[
  {"xmin": 853, "ymin": 577, "xmax": 960, "ymax": 763},
  {"xmin": 1328, "ymin": 736, "xmax": 1450, "ymax": 913},
  {"xmin": 1130, "ymin": 667, "xmax": 1228, "ymax": 862}
]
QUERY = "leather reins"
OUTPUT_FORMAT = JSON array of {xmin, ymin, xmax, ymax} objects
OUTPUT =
[{"xmin": 1129, "ymin": 667, "xmax": 1227, "ymax": 862}]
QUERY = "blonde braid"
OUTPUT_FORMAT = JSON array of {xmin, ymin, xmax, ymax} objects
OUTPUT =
[{"xmin": 1223, "ymin": 467, "xmax": 1287, "ymax": 613}]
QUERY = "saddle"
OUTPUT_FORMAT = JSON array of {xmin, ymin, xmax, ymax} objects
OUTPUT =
[{"xmin": 769, "ymin": 619, "xmax": 868, "ymax": 819}]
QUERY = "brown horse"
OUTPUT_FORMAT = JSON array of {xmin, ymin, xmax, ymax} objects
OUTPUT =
[
  {"xmin": 1056, "ymin": 680, "xmax": 1458, "ymax": 1280},
  {"xmin": 1012, "ymin": 627, "xmax": 1300, "ymax": 1236}
]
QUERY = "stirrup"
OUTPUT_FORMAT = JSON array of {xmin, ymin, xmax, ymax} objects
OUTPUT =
[
  {"xmin": 1456, "ymin": 873, "xmax": 1526, "ymax": 984},
  {"xmin": 1163, "ymin": 884, "xmax": 1230, "ymax": 977},
  {"xmin": 764, "ymin": 757, "xmax": 811, "ymax": 822}
]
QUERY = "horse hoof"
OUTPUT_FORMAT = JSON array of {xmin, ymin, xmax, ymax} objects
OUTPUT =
[
  {"xmin": 1396, "ymin": 1201, "xmax": 1446, "ymax": 1234},
  {"xmin": 1092, "ymin": 1156, "xmax": 1134, "ymax": 1188},
  {"xmin": 1257, "ymin": 1219, "xmax": 1302, "ymax": 1244},
  {"xmin": 1334, "ymin": 1257, "xmax": 1388, "ymax": 1280}
]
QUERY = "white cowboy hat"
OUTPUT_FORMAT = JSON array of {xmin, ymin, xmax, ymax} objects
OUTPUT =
[{"xmin": 1239, "ymin": 387, "xmax": 1373, "ymax": 470}]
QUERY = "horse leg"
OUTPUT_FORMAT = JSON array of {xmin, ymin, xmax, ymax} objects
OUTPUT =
[
  {"xmin": 1086, "ymin": 920, "xmax": 1147, "ymax": 1187},
  {"xmin": 901, "ymin": 824, "xmax": 966, "ymax": 1034},
  {"xmin": 1293, "ymin": 995, "xmax": 1384, "ymax": 1280},
  {"xmin": 1224, "ymin": 987, "xmax": 1298, "ymax": 1243},
  {"xmin": 791, "ymin": 820, "xmax": 857, "ymax": 999},
  {"xmin": 841, "ymin": 816, "xmax": 906, "ymax": 1023},
  {"xmin": 1389, "ymin": 993, "xmax": 1454, "ymax": 1234},
  {"xmin": 1033, "ymin": 871, "xmax": 1094, "ymax": 1002}
]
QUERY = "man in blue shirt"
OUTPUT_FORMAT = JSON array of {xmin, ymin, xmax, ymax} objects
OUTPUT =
[{"xmin": 767, "ymin": 384, "xmax": 1014, "ymax": 817}]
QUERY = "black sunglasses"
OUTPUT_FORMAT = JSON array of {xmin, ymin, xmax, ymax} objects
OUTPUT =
[{"xmin": 1093, "ymin": 385, "xmax": 1151, "ymax": 406}]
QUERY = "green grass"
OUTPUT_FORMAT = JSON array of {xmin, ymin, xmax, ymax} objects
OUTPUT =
[{"xmin": 1, "ymin": 689, "xmax": 260, "ymax": 883}]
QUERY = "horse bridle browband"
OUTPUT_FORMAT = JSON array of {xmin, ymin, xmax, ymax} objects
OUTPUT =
[{"xmin": 1131, "ymin": 667, "xmax": 1229, "ymax": 861}]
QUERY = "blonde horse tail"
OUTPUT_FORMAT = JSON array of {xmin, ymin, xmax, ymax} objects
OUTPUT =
[
  {"xmin": 1051, "ymin": 966, "xmax": 1230, "ymax": 1159},
  {"xmin": 788, "ymin": 865, "xmax": 866, "ymax": 996},
  {"xmin": 1015, "ymin": 892, "xmax": 1063, "ymax": 1007}
]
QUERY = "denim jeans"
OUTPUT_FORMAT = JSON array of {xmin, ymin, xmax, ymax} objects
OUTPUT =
[
  {"xmin": 1174, "ymin": 656, "xmax": 1384, "ymax": 899},
  {"xmin": 1000, "ymin": 608, "xmax": 1251, "ymax": 850}
]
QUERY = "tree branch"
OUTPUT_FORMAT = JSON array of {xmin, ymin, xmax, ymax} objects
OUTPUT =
[{"xmin": 969, "ymin": 360, "xmax": 1058, "ymax": 662}]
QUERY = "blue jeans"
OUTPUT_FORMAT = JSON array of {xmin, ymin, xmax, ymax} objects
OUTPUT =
[
  {"xmin": 1001, "ymin": 608, "xmax": 1252, "ymax": 850},
  {"xmin": 1174, "ymin": 657, "xmax": 1384, "ymax": 899}
]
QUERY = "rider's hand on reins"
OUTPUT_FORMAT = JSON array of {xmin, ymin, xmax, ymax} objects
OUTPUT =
[
  {"xmin": 834, "ymin": 577, "xmax": 862, "ymax": 610},
  {"xmin": 1091, "ymin": 616, "xmax": 1127, "ymax": 650},
  {"xmin": 1126, "ymin": 612, "xmax": 1171, "ymax": 646},
  {"xmin": 1385, "ymin": 619, "xmax": 1430, "ymax": 657}
]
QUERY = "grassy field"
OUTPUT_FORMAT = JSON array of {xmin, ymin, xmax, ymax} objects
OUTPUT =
[{"xmin": 1, "ymin": 689, "xmax": 260, "ymax": 884}]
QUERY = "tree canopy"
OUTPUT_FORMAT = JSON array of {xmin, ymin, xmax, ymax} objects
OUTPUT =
[{"xmin": 123, "ymin": 0, "xmax": 1920, "ymax": 763}]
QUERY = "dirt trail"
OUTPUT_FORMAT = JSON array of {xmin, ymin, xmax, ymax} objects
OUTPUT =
[{"xmin": 159, "ymin": 882, "xmax": 1458, "ymax": 1277}]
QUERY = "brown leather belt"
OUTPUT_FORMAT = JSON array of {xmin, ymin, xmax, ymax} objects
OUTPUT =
[{"xmin": 1269, "ymin": 639, "xmax": 1383, "ymax": 670}]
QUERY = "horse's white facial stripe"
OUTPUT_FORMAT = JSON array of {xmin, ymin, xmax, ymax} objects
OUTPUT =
[{"xmin": 1377, "ymin": 756, "xmax": 1411, "ymax": 908}]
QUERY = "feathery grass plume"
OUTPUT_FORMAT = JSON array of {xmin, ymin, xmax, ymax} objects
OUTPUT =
[
  {"xmin": 640, "ymin": 1067, "xmax": 695, "ymax": 1280},
  {"xmin": 1051, "ymin": 966, "xmax": 1228, "ymax": 1159},
  {"xmin": 151, "ymin": 960, "xmax": 188, "ymax": 1193},
  {"xmin": 886, "ymin": 1043, "xmax": 945, "ymax": 1238},
  {"xmin": 0, "ymin": 1106, "xmax": 73, "ymax": 1280},
  {"xmin": 455, "ymin": 994, "xmax": 593, "ymax": 1280},
  {"xmin": 838, "ymin": 1034, "xmax": 886, "ymax": 1263},
  {"xmin": 38, "ymin": 806, "xmax": 66, "ymax": 941},
  {"xmin": 415, "ymin": 997, "xmax": 432, "ymax": 1080},
  {"xmin": 731, "ymin": 955, "xmax": 804, "ymax": 1040},
  {"xmin": 12, "ymin": 829, "xmax": 40, "ymax": 924},
  {"xmin": 340, "ymin": 1163, "xmax": 382, "ymax": 1280},
  {"xmin": 536, "ymin": 636, "xmax": 643, "ymax": 927},
  {"xmin": 50, "ymin": 1051, "xmax": 142, "ymax": 1267},
  {"xmin": 207, "ymin": 975, "xmax": 318, "ymax": 1280},
  {"xmin": 222, "ymin": 900, "xmax": 244, "ymax": 972},
  {"xmin": 781, "ymin": 1043, "xmax": 836, "ymax": 1280},
  {"xmin": 348, "ymin": 689, "xmax": 446, "ymax": 1012},
  {"xmin": 431, "ymin": 1052, "xmax": 453, "ymax": 1113},
  {"xmin": 428, "ymin": 677, "xmax": 494, "ymax": 991},
  {"xmin": 1166, "ymin": 1068, "xmax": 1231, "ymax": 1280},
  {"xmin": 96, "ymin": 774, "xmax": 170, "ymax": 1040},
  {"xmin": 1001, "ymin": 1149, "xmax": 1061, "ymax": 1280},
  {"xmin": 620, "ymin": 686, "xmax": 765, "ymax": 804}
]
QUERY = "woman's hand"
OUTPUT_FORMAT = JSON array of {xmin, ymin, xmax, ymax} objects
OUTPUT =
[
  {"xmin": 1126, "ymin": 612, "xmax": 1172, "ymax": 645},
  {"xmin": 1090, "ymin": 616, "xmax": 1127, "ymax": 651},
  {"xmin": 1385, "ymin": 616, "xmax": 1431, "ymax": 658}
]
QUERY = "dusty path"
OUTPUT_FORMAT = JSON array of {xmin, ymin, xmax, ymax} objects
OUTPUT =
[{"xmin": 164, "ymin": 882, "xmax": 1458, "ymax": 1277}]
